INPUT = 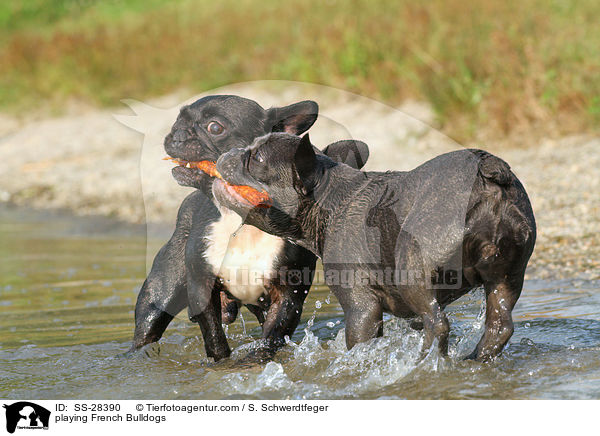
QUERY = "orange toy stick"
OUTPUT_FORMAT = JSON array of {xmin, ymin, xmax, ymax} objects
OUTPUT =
[
  {"xmin": 164, "ymin": 157, "xmax": 271, "ymax": 207},
  {"xmin": 231, "ymin": 184, "xmax": 273, "ymax": 208}
]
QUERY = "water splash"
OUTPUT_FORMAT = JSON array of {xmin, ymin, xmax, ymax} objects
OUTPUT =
[{"xmin": 214, "ymin": 317, "xmax": 464, "ymax": 398}]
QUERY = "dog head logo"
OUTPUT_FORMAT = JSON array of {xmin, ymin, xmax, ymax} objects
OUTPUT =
[{"xmin": 3, "ymin": 402, "xmax": 50, "ymax": 433}]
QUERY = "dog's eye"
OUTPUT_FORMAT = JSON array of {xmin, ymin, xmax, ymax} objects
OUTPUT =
[
  {"xmin": 251, "ymin": 150, "xmax": 265, "ymax": 164},
  {"xmin": 207, "ymin": 121, "xmax": 224, "ymax": 135}
]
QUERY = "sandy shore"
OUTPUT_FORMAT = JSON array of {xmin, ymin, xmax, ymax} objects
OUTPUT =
[{"xmin": 0, "ymin": 83, "xmax": 598, "ymax": 280}]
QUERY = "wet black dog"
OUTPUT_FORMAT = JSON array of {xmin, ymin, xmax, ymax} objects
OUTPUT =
[
  {"xmin": 213, "ymin": 133, "xmax": 536, "ymax": 361},
  {"xmin": 130, "ymin": 96, "xmax": 369, "ymax": 361}
]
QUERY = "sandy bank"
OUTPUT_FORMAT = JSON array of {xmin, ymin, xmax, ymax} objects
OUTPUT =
[{"xmin": 0, "ymin": 83, "xmax": 598, "ymax": 280}]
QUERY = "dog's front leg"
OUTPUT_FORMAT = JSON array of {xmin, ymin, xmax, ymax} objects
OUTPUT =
[
  {"xmin": 185, "ymin": 227, "xmax": 231, "ymax": 364},
  {"xmin": 238, "ymin": 278, "xmax": 313, "ymax": 364},
  {"xmin": 131, "ymin": 266, "xmax": 187, "ymax": 352},
  {"xmin": 187, "ymin": 272, "xmax": 231, "ymax": 361},
  {"xmin": 264, "ymin": 281, "xmax": 312, "ymax": 344},
  {"xmin": 129, "ymin": 192, "xmax": 197, "ymax": 352},
  {"xmin": 221, "ymin": 292, "xmax": 241, "ymax": 325}
]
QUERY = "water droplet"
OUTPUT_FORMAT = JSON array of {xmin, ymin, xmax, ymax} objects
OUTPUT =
[
  {"xmin": 520, "ymin": 337, "xmax": 535, "ymax": 347},
  {"xmin": 239, "ymin": 312, "xmax": 247, "ymax": 336}
]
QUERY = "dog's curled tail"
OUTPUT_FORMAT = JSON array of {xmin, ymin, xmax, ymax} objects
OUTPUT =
[{"xmin": 468, "ymin": 149, "xmax": 513, "ymax": 186}]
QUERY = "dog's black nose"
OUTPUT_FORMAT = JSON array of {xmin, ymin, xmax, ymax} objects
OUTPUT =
[{"xmin": 173, "ymin": 130, "xmax": 188, "ymax": 143}]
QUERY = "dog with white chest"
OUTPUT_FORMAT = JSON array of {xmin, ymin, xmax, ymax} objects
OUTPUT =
[{"xmin": 129, "ymin": 95, "xmax": 369, "ymax": 361}]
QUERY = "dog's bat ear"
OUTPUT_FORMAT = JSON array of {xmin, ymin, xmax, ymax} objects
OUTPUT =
[
  {"xmin": 322, "ymin": 139, "xmax": 370, "ymax": 170},
  {"xmin": 294, "ymin": 133, "xmax": 319, "ymax": 195},
  {"xmin": 268, "ymin": 101, "xmax": 318, "ymax": 135}
]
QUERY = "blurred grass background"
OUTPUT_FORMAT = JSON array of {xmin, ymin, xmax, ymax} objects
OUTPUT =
[{"xmin": 1, "ymin": 0, "xmax": 599, "ymax": 142}]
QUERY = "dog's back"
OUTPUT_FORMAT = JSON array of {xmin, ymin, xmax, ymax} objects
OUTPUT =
[{"xmin": 323, "ymin": 148, "xmax": 535, "ymax": 289}]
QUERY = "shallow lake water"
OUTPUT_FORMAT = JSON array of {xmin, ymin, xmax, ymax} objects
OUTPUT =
[{"xmin": 1, "ymin": 205, "xmax": 599, "ymax": 399}]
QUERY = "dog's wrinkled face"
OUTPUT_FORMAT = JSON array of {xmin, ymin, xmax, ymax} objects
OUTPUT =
[
  {"xmin": 214, "ymin": 133, "xmax": 366, "ymax": 238},
  {"xmin": 214, "ymin": 134, "xmax": 302, "ymax": 216},
  {"xmin": 164, "ymin": 95, "xmax": 318, "ymax": 188}
]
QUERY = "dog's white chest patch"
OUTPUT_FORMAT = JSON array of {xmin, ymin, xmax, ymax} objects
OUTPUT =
[{"xmin": 204, "ymin": 209, "xmax": 284, "ymax": 304}]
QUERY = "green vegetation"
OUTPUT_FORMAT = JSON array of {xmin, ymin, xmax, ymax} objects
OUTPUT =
[{"xmin": 1, "ymin": 0, "xmax": 599, "ymax": 141}]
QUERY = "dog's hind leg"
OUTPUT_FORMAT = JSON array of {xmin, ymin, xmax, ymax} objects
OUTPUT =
[
  {"xmin": 422, "ymin": 306, "xmax": 450, "ymax": 357},
  {"xmin": 393, "ymin": 231, "xmax": 449, "ymax": 357},
  {"xmin": 401, "ymin": 286, "xmax": 450, "ymax": 358},
  {"xmin": 467, "ymin": 273, "xmax": 524, "ymax": 361},
  {"xmin": 336, "ymin": 287, "xmax": 384, "ymax": 350}
]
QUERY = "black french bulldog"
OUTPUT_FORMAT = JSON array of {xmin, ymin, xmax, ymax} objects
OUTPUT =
[
  {"xmin": 213, "ymin": 133, "xmax": 536, "ymax": 361},
  {"xmin": 130, "ymin": 95, "xmax": 369, "ymax": 361}
]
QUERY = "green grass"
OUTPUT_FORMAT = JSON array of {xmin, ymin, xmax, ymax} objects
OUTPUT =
[{"xmin": 1, "ymin": 0, "xmax": 599, "ymax": 142}]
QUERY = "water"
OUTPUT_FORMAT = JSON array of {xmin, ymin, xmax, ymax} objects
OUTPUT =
[{"xmin": 1, "ymin": 205, "xmax": 600, "ymax": 399}]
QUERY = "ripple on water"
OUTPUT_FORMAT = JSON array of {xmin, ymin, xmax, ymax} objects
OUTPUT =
[
  {"xmin": 2, "ymin": 311, "xmax": 600, "ymax": 399},
  {"xmin": 2, "ymin": 207, "xmax": 600, "ymax": 399}
]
